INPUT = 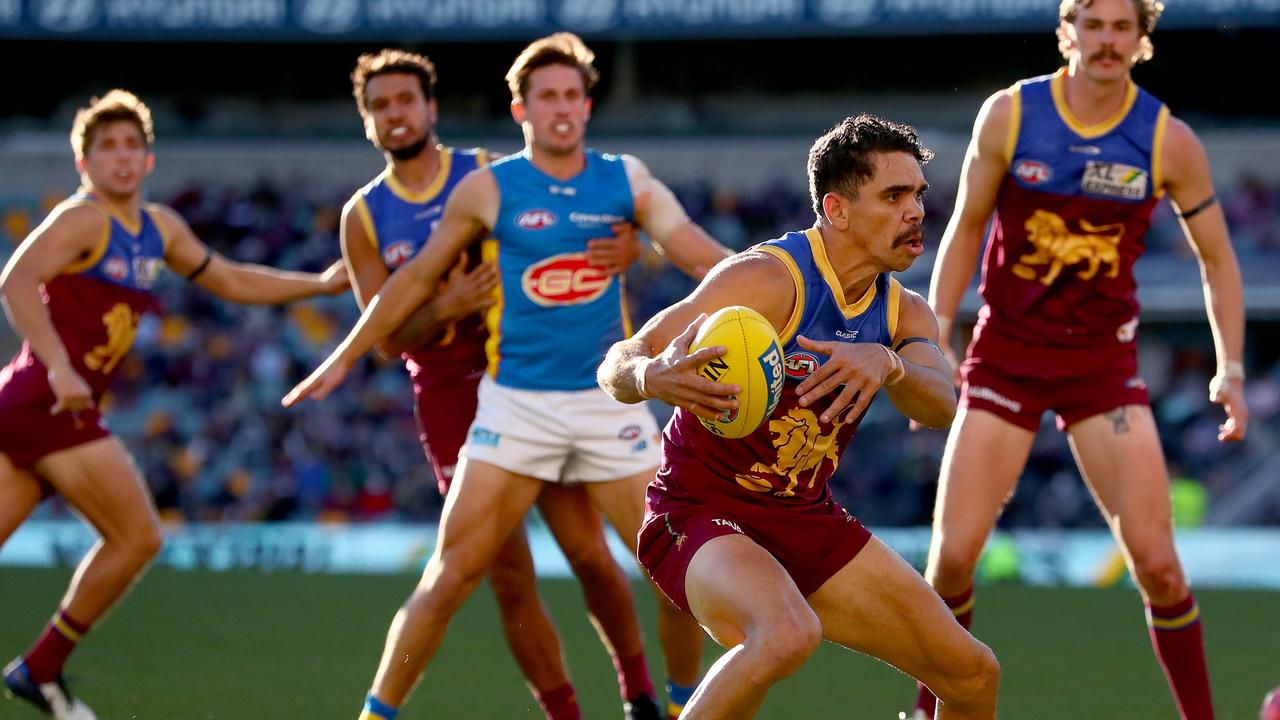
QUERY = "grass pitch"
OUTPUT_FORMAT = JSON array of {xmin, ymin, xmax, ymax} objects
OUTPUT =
[{"xmin": 1, "ymin": 567, "xmax": 1275, "ymax": 718}]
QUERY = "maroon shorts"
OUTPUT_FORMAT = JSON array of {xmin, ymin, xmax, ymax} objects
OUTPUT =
[
  {"xmin": 0, "ymin": 361, "xmax": 110, "ymax": 468},
  {"xmin": 412, "ymin": 370, "xmax": 483, "ymax": 495},
  {"xmin": 638, "ymin": 487, "xmax": 872, "ymax": 614},
  {"xmin": 960, "ymin": 329, "xmax": 1149, "ymax": 432}
]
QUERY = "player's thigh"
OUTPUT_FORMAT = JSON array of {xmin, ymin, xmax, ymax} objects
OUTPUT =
[
  {"xmin": 434, "ymin": 458, "xmax": 544, "ymax": 572},
  {"xmin": 0, "ymin": 453, "xmax": 44, "ymax": 544},
  {"xmin": 810, "ymin": 535, "xmax": 991, "ymax": 684},
  {"xmin": 1067, "ymin": 405, "xmax": 1174, "ymax": 552},
  {"xmin": 931, "ymin": 408, "xmax": 1035, "ymax": 562},
  {"xmin": 33, "ymin": 437, "xmax": 159, "ymax": 541},
  {"xmin": 536, "ymin": 483, "xmax": 612, "ymax": 563},
  {"xmin": 685, "ymin": 533, "xmax": 817, "ymax": 650},
  {"xmin": 582, "ymin": 469, "xmax": 653, "ymax": 554}
]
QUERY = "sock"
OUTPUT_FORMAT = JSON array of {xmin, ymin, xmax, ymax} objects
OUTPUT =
[
  {"xmin": 913, "ymin": 587, "xmax": 975, "ymax": 716},
  {"xmin": 1147, "ymin": 594, "xmax": 1214, "ymax": 720},
  {"xmin": 535, "ymin": 682, "xmax": 581, "ymax": 720},
  {"xmin": 359, "ymin": 693, "xmax": 398, "ymax": 720},
  {"xmin": 24, "ymin": 609, "xmax": 90, "ymax": 684},
  {"xmin": 615, "ymin": 651, "xmax": 654, "ymax": 701},
  {"xmin": 666, "ymin": 678, "xmax": 697, "ymax": 720}
]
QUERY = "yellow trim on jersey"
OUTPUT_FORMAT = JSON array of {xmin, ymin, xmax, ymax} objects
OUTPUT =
[
  {"xmin": 804, "ymin": 227, "xmax": 877, "ymax": 319},
  {"xmin": 61, "ymin": 201, "xmax": 111, "ymax": 275},
  {"xmin": 354, "ymin": 195, "xmax": 379, "ymax": 252},
  {"xmin": 1050, "ymin": 69, "xmax": 1138, "ymax": 139},
  {"xmin": 481, "ymin": 238, "xmax": 503, "ymax": 378},
  {"xmin": 754, "ymin": 245, "xmax": 805, "ymax": 345},
  {"xmin": 619, "ymin": 274, "xmax": 634, "ymax": 338},
  {"xmin": 384, "ymin": 146, "xmax": 452, "ymax": 204},
  {"xmin": 1004, "ymin": 83, "xmax": 1022, "ymax": 167},
  {"xmin": 475, "ymin": 148, "xmax": 490, "ymax": 168},
  {"xmin": 887, "ymin": 277, "xmax": 903, "ymax": 339},
  {"xmin": 1150, "ymin": 105, "xmax": 1170, "ymax": 198},
  {"xmin": 141, "ymin": 204, "xmax": 170, "ymax": 252}
]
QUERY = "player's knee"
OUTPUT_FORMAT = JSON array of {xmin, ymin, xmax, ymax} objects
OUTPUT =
[
  {"xmin": 937, "ymin": 641, "xmax": 1000, "ymax": 709},
  {"xmin": 423, "ymin": 553, "xmax": 487, "ymax": 605},
  {"xmin": 488, "ymin": 560, "xmax": 537, "ymax": 608},
  {"xmin": 1131, "ymin": 552, "xmax": 1186, "ymax": 601},
  {"xmin": 124, "ymin": 520, "xmax": 163, "ymax": 566},
  {"xmin": 561, "ymin": 539, "xmax": 620, "ymax": 587},
  {"xmin": 749, "ymin": 610, "xmax": 821, "ymax": 681}
]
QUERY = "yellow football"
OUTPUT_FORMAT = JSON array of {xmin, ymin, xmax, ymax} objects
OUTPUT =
[{"xmin": 688, "ymin": 306, "xmax": 785, "ymax": 439}]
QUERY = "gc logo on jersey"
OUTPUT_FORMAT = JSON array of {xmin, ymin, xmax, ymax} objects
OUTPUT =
[
  {"xmin": 382, "ymin": 240, "xmax": 416, "ymax": 268},
  {"xmin": 784, "ymin": 351, "xmax": 820, "ymax": 381},
  {"xmin": 1082, "ymin": 161, "xmax": 1148, "ymax": 200},
  {"xmin": 1014, "ymin": 159, "xmax": 1053, "ymax": 185},
  {"xmin": 522, "ymin": 252, "xmax": 612, "ymax": 307},
  {"xmin": 516, "ymin": 209, "xmax": 557, "ymax": 230}
]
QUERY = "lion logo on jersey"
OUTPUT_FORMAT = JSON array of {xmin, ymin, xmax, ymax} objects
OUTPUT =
[
  {"xmin": 83, "ymin": 302, "xmax": 140, "ymax": 374},
  {"xmin": 1013, "ymin": 209, "xmax": 1125, "ymax": 285},
  {"xmin": 734, "ymin": 407, "xmax": 846, "ymax": 498}
]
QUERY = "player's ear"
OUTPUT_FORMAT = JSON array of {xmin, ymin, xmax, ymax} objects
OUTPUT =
[
  {"xmin": 74, "ymin": 155, "xmax": 86, "ymax": 175},
  {"xmin": 510, "ymin": 99, "xmax": 526, "ymax": 125},
  {"xmin": 144, "ymin": 151, "xmax": 155, "ymax": 176},
  {"xmin": 427, "ymin": 97, "xmax": 439, "ymax": 126},
  {"xmin": 584, "ymin": 97, "xmax": 593, "ymax": 119},
  {"xmin": 821, "ymin": 192, "xmax": 851, "ymax": 230}
]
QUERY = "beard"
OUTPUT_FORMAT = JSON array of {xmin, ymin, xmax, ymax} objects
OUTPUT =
[{"xmin": 385, "ymin": 134, "xmax": 430, "ymax": 161}]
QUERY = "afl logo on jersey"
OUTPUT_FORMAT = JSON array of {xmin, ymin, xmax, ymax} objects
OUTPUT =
[
  {"xmin": 1014, "ymin": 160, "xmax": 1053, "ymax": 185},
  {"xmin": 382, "ymin": 240, "xmax": 416, "ymax": 268},
  {"xmin": 784, "ymin": 351, "xmax": 820, "ymax": 381},
  {"xmin": 516, "ymin": 209, "xmax": 557, "ymax": 230},
  {"xmin": 522, "ymin": 252, "xmax": 611, "ymax": 307},
  {"xmin": 104, "ymin": 257, "xmax": 129, "ymax": 281}
]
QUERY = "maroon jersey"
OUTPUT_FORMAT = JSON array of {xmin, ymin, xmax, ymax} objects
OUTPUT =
[
  {"xmin": 0, "ymin": 196, "xmax": 164, "ymax": 465},
  {"xmin": 654, "ymin": 229, "xmax": 900, "ymax": 513},
  {"xmin": 976, "ymin": 70, "xmax": 1168, "ymax": 352}
]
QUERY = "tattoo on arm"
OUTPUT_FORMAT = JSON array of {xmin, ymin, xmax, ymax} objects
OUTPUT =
[{"xmin": 1105, "ymin": 407, "xmax": 1130, "ymax": 434}]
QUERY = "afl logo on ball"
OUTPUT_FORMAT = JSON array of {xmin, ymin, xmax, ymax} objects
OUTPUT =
[
  {"xmin": 784, "ymin": 351, "xmax": 819, "ymax": 381},
  {"xmin": 1014, "ymin": 160, "xmax": 1053, "ymax": 185},
  {"xmin": 382, "ymin": 240, "xmax": 415, "ymax": 268},
  {"xmin": 522, "ymin": 252, "xmax": 612, "ymax": 306},
  {"xmin": 516, "ymin": 209, "xmax": 557, "ymax": 230}
]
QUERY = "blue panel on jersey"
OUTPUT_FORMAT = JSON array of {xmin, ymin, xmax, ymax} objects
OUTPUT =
[
  {"xmin": 72, "ymin": 194, "xmax": 166, "ymax": 291},
  {"xmin": 487, "ymin": 149, "xmax": 635, "ymax": 391},
  {"xmin": 1008, "ymin": 71, "xmax": 1165, "ymax": 204}
]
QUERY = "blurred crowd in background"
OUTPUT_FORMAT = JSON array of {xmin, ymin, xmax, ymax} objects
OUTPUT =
[{"xmin": 2, "ymin": 171, "xmax": 1279, "ymax": 528}]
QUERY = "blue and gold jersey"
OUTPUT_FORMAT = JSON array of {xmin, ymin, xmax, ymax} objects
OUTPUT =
[
  {"xmin": 486, "ymin": 149, "xmax": 634, "ymax": 391},
  {"xmin": 657, "ymin": 228, "xmax": 902, "ymax": 511},
  {"xmin": 351, "ymin": 146, "xmax": 487, "ymax": 272},
  {"xmin": 980, "ymin": 69, "xmax": 1168, "ymax": 347},
  {"xmin": 350, "ymin": 146, "xmax": 490, "ymax": 387}
]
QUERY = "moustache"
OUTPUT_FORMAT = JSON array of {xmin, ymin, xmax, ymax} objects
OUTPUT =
[
  {"xmin": 894, "ymin": 226, "xmax": 924, "ymax": 246},
  {"xmin": 1089, "ymin": 48, "xmax": 1126, "ymax": 63}
]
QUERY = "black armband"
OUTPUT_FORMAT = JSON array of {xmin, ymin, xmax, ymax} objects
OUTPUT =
[
  {"xmin": 1177, "ymin": 195, "xmax": 1217, "ymax": 221},
  {"xmin": 185, "ymin": 247, "xmax": 215, "ymax": 281},
  {"xmin": 894, "ymin": 336, "xmax": 939, "ymax": 353}
]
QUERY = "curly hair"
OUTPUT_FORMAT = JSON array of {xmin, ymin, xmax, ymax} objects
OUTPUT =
[
  {"xmin": 1058, "ymin": 0, "xmax": 1164, "ymax": 64},
  {"xmin": 70, "ymin": 90, "xmax": 154, "ymax": 160},
  {"xmin": 351, "ymin": 48, "xmax": 437, "ymax": 114},
  {"xmin": 807, "ymin": 114, "xmax": 933, "ymax": 219}
]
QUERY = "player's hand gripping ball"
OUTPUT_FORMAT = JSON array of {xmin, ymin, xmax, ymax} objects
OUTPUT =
[
  {"xmin": 688, "ymin": 306, "xmax": 785, "ymax": 439},
  {"xmin": 1261, "ymin": 687, "xmax": 1280, "ymax": 720}
]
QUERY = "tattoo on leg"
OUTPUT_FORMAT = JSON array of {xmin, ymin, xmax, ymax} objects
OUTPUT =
[{"xmin": 1105, "ymin": 407, "xmax": 1130, "ymax": 434}]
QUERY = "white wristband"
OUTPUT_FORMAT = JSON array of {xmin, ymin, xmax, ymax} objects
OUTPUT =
[
  {"xmin": 882, "ymin": 345, "xmax": 906, "ymax": 386},
  {"xmin": 1218, "ymin": 360, "xmax": 1245, "ymax": 381},
  {"xmin": 635, "ymin": 360, "xmax": 653, "ymax": 400}
]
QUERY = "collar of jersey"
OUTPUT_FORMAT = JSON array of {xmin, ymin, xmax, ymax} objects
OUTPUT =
[
  {"xmin": 804, "ymin": 227, "xmax": 878, "ymax": 319},
  {"xmin": 1050, "ymin": 68, "xmax": 1137, "ymax": 140},
  {"xmin": 383, "ymin": 145, "xmax": 452, "ymax": 203}
]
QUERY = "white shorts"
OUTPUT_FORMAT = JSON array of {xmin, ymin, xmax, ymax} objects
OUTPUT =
[{"xmin": 460, "ymin": 376, "xmax": 662, "ymax": 483}]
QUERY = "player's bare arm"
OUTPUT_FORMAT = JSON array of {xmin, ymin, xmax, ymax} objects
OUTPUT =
[
  {"xmin": 598, "ymin": 251, "xmax": 792, "ymax": 420},
  {"xmin": 0, "ymin": 203, "xmax": 110, "ymax": 414},
  {"xmin": 929, "ymin": 89, "xmax": 1013, "ymax": 357},
  {"xmin": 339, "ymin": 197, "xmax": 496, "ymax": 358},
  {"xmin": 624, "ymin": 154, "xmax": 733, "ymax": 279},
  {"xmin": 884, "ymin": 289, "xmax": 957, "ymax": 428},
  {"xmin": 155, "ymin": 205, "xmax": 348, "ymax": 304},
  {"xmin": 1160, "ymin": 116, "xmax": 1248, "ymax": 441},
  {"xmin": 282, "ymin": 168, "xmax": 497, "ymax": 407}
]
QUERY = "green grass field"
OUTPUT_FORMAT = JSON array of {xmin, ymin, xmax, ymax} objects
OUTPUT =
[{"xmin": 1, "ymin": 567, "xmax": 1275, "ymax": 719}]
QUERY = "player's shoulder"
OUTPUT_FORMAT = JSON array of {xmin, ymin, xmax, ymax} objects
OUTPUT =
[
  {"xmin": 142, "ymin": 202, "xmax": 187, "ymax": 232},
  {"xmin": 49, "ymin": 196, "xmax": 110, "ymax": 229}
]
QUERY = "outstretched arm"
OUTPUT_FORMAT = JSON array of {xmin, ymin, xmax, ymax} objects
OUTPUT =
[
  {"xmin": 0, "ymin": 203, "xmax": 107, "ymax": 414},
  {"xmin": 158, "ymin": 206, "xmax": 347, "ymax": 304},
  {"xmin": 1161, "ymin": 116, "xmax": 1247, "ymax": 441},
  {"xmin": 624, "ymin": 155, "xmax": 733, "ymax": 280},
  {"xmin": 283, "ymin": 169, "xmax": 496, "ymax": 406},
  {"xmin": 929, "ymin": 89, "xmax": 1013, "ymax": 363}
]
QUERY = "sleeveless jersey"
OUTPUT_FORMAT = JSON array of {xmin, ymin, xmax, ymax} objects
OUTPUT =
[
  {"xmin": 978, "ymin": 69, "xmax": 1169, "ymax": 348},
  {"xmin": 487, "ymin": 149, "xmax": 635, "ymax": 391},
  {"xmin": 1, "ymin": 194, "xmax": 165, "ymax": 401},
  {"xmin": 351, "ymin": 146, "xmax": 489, "ymax": 388},
  {"xmin": 655, "ymin": 228, "xmax": 902, "ymax": 512}
]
